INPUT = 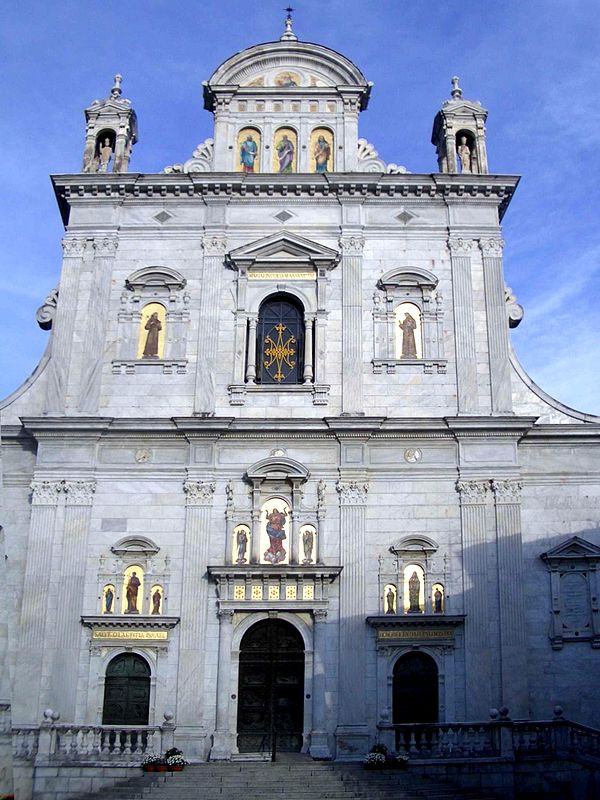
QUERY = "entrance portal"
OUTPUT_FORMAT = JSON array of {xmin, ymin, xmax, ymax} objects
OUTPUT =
[
  {"xmin": 237, "ymin": 619, "xmax": 305, "ymax": 753},
  {"xmin": 102, "ymin": 653, "xmax": 150, "ymax": 725},
  {"xmin": 392, "ymin": 651, "xmax": 438, "ymax": 723}
]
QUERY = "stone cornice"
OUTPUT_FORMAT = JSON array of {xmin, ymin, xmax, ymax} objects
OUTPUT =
[
  {"xmin": 81, "ymin": 615, "xmax": 180, "ymax": 630},
  {"xmin": 52, "ymin": 173, "xmax": 520, "ymax": 225},
  {"xmin": 366, "ymin": 614, "xmax": 465, "ymax": 630}
]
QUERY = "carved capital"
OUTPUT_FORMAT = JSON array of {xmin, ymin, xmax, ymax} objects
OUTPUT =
[
  {"xmin": 218, "ymin": 608, "xmax": 235, "ymax": 623},
  {"xmin": 479, "ymin": 238, "xmax": 505, "ymax": 256},
  {"xmin": 313, "ymin": 609, "xmax": 328, "ymax": 623},
  {"xmin": 202, "ymin": 236, "xmax": 227, "ymax": 255},
  {"xmin": 31, "ymin": 480, "xmax": 63, "ymax": 506},
  {"xmin": 64, "ymin": 480, "xmax": 96, "ymax": 506},
  {"xmin": 336, "ymin": 480, "xmax": 369, "ymax": 505},
  {"xmin": 491, "ymin": 479, "xmax": 522, "ymax": 504},
  {"xmin": 184, "ymin": 480, "xmax": 216, "ymax": 506},
  {"xmin": 36, "ymin": 287, "xmax": 59, "ymax": 331},
  {"xmin": 93, "ymin": 236, "xmax": 119, "ymax": 256},
  {"xmin": 339, "ymin": 236, "xmax": 364, "ymax": 255},
  {"xmin": 61, "ymin": 238, "xmax": 87, "ymax": 257},
  {"xmin": 456, "ymin": 479, "xmax": 489, "ymax": 505},
  {"xmin": 447, "ymin": 237, "xmax": 473, "ymax": 255}
]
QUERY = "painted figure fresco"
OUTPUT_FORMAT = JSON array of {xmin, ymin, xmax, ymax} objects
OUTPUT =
[
  {"xmin": 399, "ymin": 312, "xmax": 418, "ymax": 358},
  {"xmin": 142, "ymin": 312, "xmax": 162, "ymax": 358},
  {"xmin": 125, "ymin": 571, "xmax": 141, "ymax": 613},
  {"xmin": 264, "ymin": 506, "xmax": 288, "ymax": 564},
  {"xmin": 104, "ymin": 585, "xmax": 114, "ymax": 614},
  {"xmin": 240, "ymin": 134, "xmax": 258, "ymax": 172},
  {"xmin": 275, "ymin": 71, "xmax": 300, "ymax": 87},
  {"xmin": 276, "ymin": 133, "xmax": 295, "ymax": 173},
  {"xmin": 236, "ymin": 527, "xmax": 249, "ymax": 564},
  {"xmin": 314, "ymin": 135, "xmax": 331, "ymax": 173}
]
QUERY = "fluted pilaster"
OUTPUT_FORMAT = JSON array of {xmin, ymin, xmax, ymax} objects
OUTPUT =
[
  {"xmin": 479, "ymin": 239, "xmax": 512, "ymax": 414},
  {"xmin": 448, "ymin": 238, "xmax": 478, "ymax": 414},
  {"xmin": 340, "ymin": 236, "xmax": 364, "ymax": 414},
  {"xmin": 309, "ymin": 609, "xmax": 330, "ymax": 758},
  {"xmin": 195, "ymin": 235, "xmax": 227, "ymax": 414}
]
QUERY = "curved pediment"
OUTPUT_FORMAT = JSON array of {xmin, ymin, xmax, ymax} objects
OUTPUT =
[
  {"xmin": 246, "ymin": 456, "xmax": 310, "ymax": 482},
  {"xmin": 389, "ymin": 535, "xmax": 439, "ymax": 555},
  {"xmin": 379, "ymin": 267, "xmax": 438, "ymax": 291},
  {"xmin": 111, "ymin": 536, "xmax": 160, "ymax": 557},
  {"xmin": 125, "ymin": 266, "xmax": 187, "ymax": 292}
]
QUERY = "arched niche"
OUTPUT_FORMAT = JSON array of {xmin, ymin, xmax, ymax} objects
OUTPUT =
[
  {"xmin": 121, "ymin": 564, "xmax": 144, "ymax": 615},
  {"xmin": 310, "ymin": 127, "xmax": 334, "ymax": 173},
  {"xmin": 237, "ymin": 127, "xmax": 261, "ymax": 173},
  {"xmin": 137, "ymin": 302, "xmax": 166, "ymax": 359},
  {"xmin": 272, "ymin": 127, "xmax": 298, "ymax": 173}
]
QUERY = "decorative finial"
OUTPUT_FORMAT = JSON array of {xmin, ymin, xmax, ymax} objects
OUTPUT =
[
  {"xmin": 110, "ymin": 74, "xmax": 123, "ymax": 99},
  {"xmin": 451, "ymin": 75, "xmax": 463, "ymax": 100},
  {"xmin": 280, "ymin": 6, "xmax": 298, "ymax": 41}
]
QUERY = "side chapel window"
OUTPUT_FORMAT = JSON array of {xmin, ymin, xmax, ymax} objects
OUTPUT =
[{"xmin": 257, "ymin": 294, "xmax": 305, "ymax": 384}]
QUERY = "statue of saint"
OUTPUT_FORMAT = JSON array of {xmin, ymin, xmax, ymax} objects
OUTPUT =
[
  {"xmin": 386, "ymin": 587, "xmax": 396, "ymax": 614},
  {"xmin": 263, "ymin": 507, "xmax": 287, "ymax": 564},
  {"xmin": 152, "ymin": 588, "xmax": 162, "ymax": 615},
  {"xmin": 399, "ymin": 312, "xmax": 418, "ymax": 358},
  {"xmin": 125, "ymin": 571, "xmax": 141, "ymax": 614},
  {"xmin": 276, "ymin": 134, "xmax": 294, "ymax": 173},
  {"xmin": 434, "ymin": 587, "xmax": 443, "ymax": 613},
  {"xmin": 236, "ymin": 528, "xmax": 248, "ymax": 564},
  {"xmin": 457, "ymin": 136, "xmax": 471, "ymax": 173},
  {"xmin": 142, "ymin": 312, "xmax": 162, "ymax": 358},
  {"xmin": 302, "ymin": 529, "xmax": 314, "ymax": 564},
  {"xmin": 226, "ymin": 479, "xmax": 234, "ymax": 507},
  {"xmin": 314, "ymin": 135, "xmax": 330, "ymax": 173},
  {"xmin": 240, "ymin": 135, "xmax": 258, "ymax": 173},
  {"xmin": 104, "ymin": 586, "xmax": 114, "ymax": 614},
  {"xmin": 408, "ymin": 571, "xmax": 421, "ymax": 612},
  {"xmin": 98, "ymin": 138, "xmax": 113, "ymax": 173},
  {"xmin": 317, "ymin": 479, "xmax": 326, "ymax": 507}
]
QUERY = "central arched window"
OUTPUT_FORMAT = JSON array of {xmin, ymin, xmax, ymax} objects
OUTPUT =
[{"xmin": 257, "ymin": 294, "xmax": 304, "ymax": 384}]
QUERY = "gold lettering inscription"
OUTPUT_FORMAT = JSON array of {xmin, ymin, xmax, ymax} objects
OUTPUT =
[
  {"xmin": 92, "ymin": 629, "xmax": 168, "ymax": 641},
  {"xmin": 248, "ymin": 271, "xmax": 315, "ymax": 281},
  {"xmin": 377, "ymin": 629, "xmax": 453, "ymax": 640}
]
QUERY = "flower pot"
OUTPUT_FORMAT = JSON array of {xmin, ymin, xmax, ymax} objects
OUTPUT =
[
  {"xmin": 171, "ymin": 764, "xmax": 185, "ymax": 772},
  {"xmin": 156, "ymin": 765, "xmax": 168, "ymax": 772},
  {"xmin": 142, "ymin": 765, "xmax": 156, "ymax": 772}
]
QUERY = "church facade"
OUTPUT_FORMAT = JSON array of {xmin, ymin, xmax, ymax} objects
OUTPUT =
[{"xmin": 2, "ymin": 17, "xmax": 600, "ymax": 783}]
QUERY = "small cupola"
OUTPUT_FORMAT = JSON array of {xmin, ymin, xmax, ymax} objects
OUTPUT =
[
  {"xmin": 82, "ymin": 74, "xmax": 138, "ymax": 174},
  {"xmin": 431, "ymin": 76, "xmax": 489, "ymax": 174}
]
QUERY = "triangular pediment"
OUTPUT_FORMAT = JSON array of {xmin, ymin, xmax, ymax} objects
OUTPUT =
[
  {"xmin": 227, "ymin": 232, "xmax": 339, "ymax": 270},
  {"xmin": 541, "ymin": 535, "xmax": 600, "ymax": 562}
]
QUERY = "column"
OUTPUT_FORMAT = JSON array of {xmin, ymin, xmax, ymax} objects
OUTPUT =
[
  {"xmin": 46, "ymin": 238, "xmax": 88, "ymax": 413},
  {"xmin": 194, "ymin": 234, "xmax": 227, "ymax": 414},
  {"xmin": 339, "ymin": 236, "xmax": 364, "ymax": 414},
  {"xmin": 303, "ymin": 314, "xmax": 314, "ymax": 383},
  {"xmin": 448, "ymin": 237, "xmax": 478, "ymax": 414},
  {"xmin": 210, "ymin": 609, "xmax": 234, "ymax": 759},
  {"xmin": 52, "ymin": 480, "xmax": 96, "ymax": 720},
  {"xmin": 480, "ymin": 239, "xmax": 513, "ymax": 414},
  {"xmin": 492, "ymin": 480, "xmax": 528, "ymax": 715},
  {"xmin": 14, "ymin": 481, "xmax": 62, "ymax": 720},
  {"xmin": 309, "ymin": 610, "xmax": 330, "ymax": 758},
  {"xmin": 177, "ymin": 480, "xmax": 215, "ymax": 753},
  {"xmin": 245, "ymin": 315, "xmax": 257, "ymax": 383},
  {"xmin": 335, "ymin": 479, "xmax": 369, "ymax": 757},
  {"xmin": 78, "ymin": 236, "xmax": 119, "ymax": 412},
  {"xmin": 456, "ymin": 479, "xmax": 493, "ymax": 718}
]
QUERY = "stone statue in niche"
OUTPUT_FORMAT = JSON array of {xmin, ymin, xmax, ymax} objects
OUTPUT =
[
  {"xmin": 240, "ymin": 134, "xmax": 258, "ymax": 173},
  {"xmin": 399, "ymin": 312, "xmax": 418, "ymax": 358},
  {"xmin": 125, "ymin": 571, "xmax": 141, "ymax": 614},
  {"xmin": 152, "ymin": 588, "xmax": 162, "ymax": 615},
  {"xmin": 317, "ymin": 479, "xmax": 326, "ymax": 506},
  {"xmin": 104, "ymin": 587, "xmax": 114, "ymax": 614},
  {"xmin": 408, "ymin": 571, "xmax": 421, "ymax": 612},
  {"xmin": 386, "ymin": 587, "xmax": 396, "ymax": 614},
  {"xmin": 314, "ymin": 135, "xmax": 331, "ymax": 173},
  {"xmin": 264, "ymin": 507, "xmax": 288, "ymax": 564},
  {"xmin": 276, "ymin": 134, "xmax": 294, "ymax": 173},
  {"xmin": 236, "ymin": 529, "xmax": 248, "ymax": 564},
  {"xmin": 457, "ymin": 136, "xmax": 472, "ymax": 173},
  {"xmin": 98, "ymin": 138, "xmax": 113, "ymax": 173},
  {"xmin": 302, "ymin": 529, "xmax": 314, "ymax": 564},
  {"xmin": 434, "ymin": 587, "xmax": 443, "ymax": 613},
  {"xmin": 142, "ymin": 312, "xmax": 162, "ymax": 358}
]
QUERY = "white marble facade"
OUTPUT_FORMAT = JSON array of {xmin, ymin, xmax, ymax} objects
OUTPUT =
[{"xmin": 2, "ymin": 20, "xmax": 600, "ymax": 779}]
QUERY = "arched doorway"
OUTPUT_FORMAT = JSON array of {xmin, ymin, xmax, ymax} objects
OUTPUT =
[
  {"xmin": 237, "ymin": 619, "xmax": 305, "ymax": 752},
  {"xmin": 102, "ymin": 653, "xmax": 151, "ymax": 725},
  {"xmin": 392, "ymin": 651, "xmax": 438, "ymax": 723}
]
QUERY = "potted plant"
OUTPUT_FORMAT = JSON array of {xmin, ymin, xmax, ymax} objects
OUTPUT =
[
  {"xmin": 364, "ymin": 744, "xmax": 387, "ymax": 770},
  {"xmin": 142, "ymin": 754, "xmax": 163, "ymax": 772},
  {"xmin": 166, "ymin": 754, "xmax": 187, "ymax": 772},
  {"xmin": 388, "ymin": 752, "xmax": 409, "ymax": 769}
]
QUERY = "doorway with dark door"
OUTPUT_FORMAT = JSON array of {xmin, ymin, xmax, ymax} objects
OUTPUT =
[
  {"xmin": 237, "ymin": 618, "xmax": 305, "ymax": 753},
  {"xmin": 392, "ymin": 651, "xmax": 439, "ymax": 723}
]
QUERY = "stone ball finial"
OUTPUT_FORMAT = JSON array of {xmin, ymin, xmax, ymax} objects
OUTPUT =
[
  {"xmin": 451, "ymin": 75, "xmax": 463, "ymax": 100},
  {"xmin": 498, "ymin": 706, "xmax": 510, "ymax": 719},
  {"xmin": 489, "ymin": 708, "xmax": 499, "ymax": 720},
  {"xmin": 553, "ymin": 705, "xmax": 564, "ymax": 719},
  {"xmin": 43, "ymin": 709, "xmax": 54, "ymax": 721},
  {"xmin": 163, "ymin": 711, "xmax": 174, "ymax": 722}
]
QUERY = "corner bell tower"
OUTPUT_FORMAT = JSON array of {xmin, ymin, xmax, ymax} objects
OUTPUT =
[
  {"xmin": 82, "ymin": 74, "xmax": 138, "ymax": 174},
  {"xmin": 431, "ymin": 76, "xmax": 489, "ymax": 174}
]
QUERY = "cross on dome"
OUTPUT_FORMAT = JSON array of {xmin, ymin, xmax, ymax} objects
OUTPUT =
[{"xmin": 281, "ymin": 5, "xmax": 298, "ymax": 41}]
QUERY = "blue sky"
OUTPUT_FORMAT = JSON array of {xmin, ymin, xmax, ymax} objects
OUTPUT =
[{"xmin": 1, "ymin": 0, "xmax": 599, "ymax": 413}]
